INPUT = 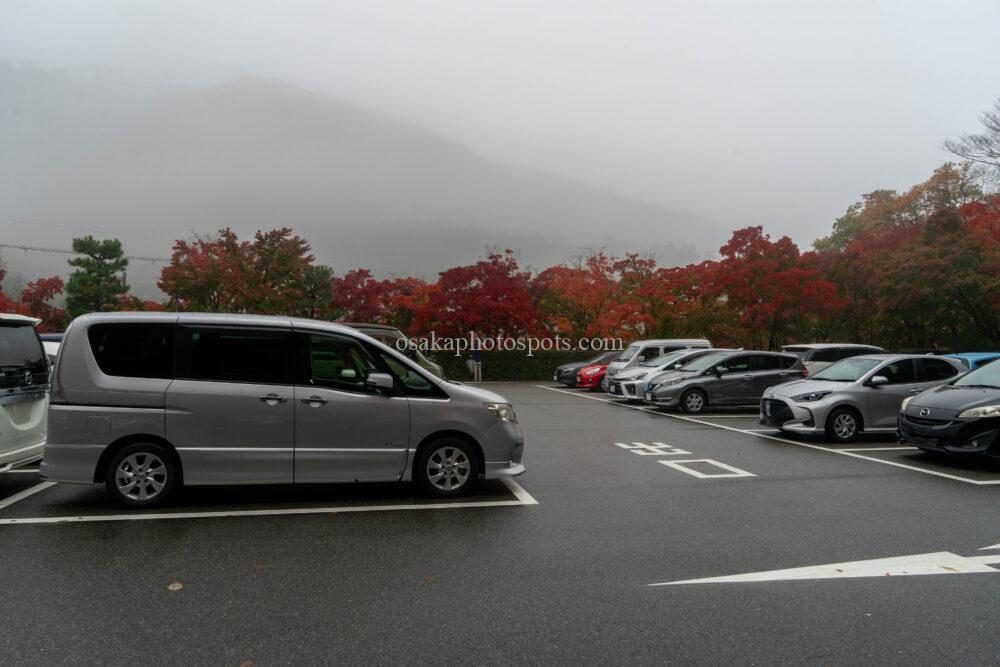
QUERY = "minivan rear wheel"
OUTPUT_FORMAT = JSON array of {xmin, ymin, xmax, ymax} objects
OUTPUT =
[
  {"xmin": 415, "ymin": 438, "xmax": 479, "ymax": 497},
  {"xmin": 105, "ymin": 443, "xmax": 178, "ymax": 508}
]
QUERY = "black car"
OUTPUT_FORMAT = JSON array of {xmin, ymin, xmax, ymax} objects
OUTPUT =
[
  {"xmin": 898, "ymin": 360, "xmax": 1000, "ymax": 458},
  {"xmin": 553, "ymin": 351, "xmax": 620, "ymax": 387}
]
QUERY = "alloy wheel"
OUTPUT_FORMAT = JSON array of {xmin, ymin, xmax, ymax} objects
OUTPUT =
[
  {"xmin": 115, "ymin": 452, "xmax": 168, "ymax": 502},
  {"xmin": 426, "ymin": 446, "xmax": 471, "ymax": 492}
]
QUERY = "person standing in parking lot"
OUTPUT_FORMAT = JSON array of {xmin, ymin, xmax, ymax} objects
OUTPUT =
[{"xmin": 471, "ymin": 334, "xmax": 483, "ymax": 382}]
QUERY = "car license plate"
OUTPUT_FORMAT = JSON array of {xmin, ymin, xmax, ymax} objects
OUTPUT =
[
  {"xmin": 644, "ymin": 391, "xmax": 651, "ymax": 401},
  {"xmin": 610, "ymin": 386, "xmax": 618, "ymax": 394},
  {"xmin": 764, "ymin": 403, "xmax": 772, "ymax": 416},
  {"xmin": 553, "ymin": 373, "xmax": 558, "ymax": 381}
]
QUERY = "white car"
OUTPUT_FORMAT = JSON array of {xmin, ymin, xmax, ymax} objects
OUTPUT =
[
  {"xmin": 0, "ymin": 314, "xmax": 49, "ymax": 472},
  {"xmin": 606, "ymin": 348, "xmax": 723, "ymax": 401}
]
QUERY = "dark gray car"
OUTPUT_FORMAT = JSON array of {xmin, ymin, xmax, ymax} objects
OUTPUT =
[{"xmin": 644, "ymin": 350, "xmax": 805, "ymax": 413}]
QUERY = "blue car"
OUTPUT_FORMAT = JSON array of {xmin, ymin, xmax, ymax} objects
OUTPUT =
[{"xmin": 944, "ymin": 352, "xmax": 1000, "ymax": 370}]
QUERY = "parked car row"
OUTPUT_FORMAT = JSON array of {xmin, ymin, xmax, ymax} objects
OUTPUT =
[{"xmin": 557, "ymin": 339, "xmax": 1000, "ymax": 451}]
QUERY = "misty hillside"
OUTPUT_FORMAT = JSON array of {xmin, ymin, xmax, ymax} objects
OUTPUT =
[{"xmin": 0, "ymin": 64, "xmax": 725, "ymax": 298}]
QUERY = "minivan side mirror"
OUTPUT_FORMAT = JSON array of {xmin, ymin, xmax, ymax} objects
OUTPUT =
[
  {"xmin": 868, "ymin": 375, "xmax": 889, "ymax": 386},
  {"xmin": 366, "ymin": 372, "xmax": 395, "ymax": 393}
]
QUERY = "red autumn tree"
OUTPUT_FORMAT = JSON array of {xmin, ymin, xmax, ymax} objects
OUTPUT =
[{"xmin": 410, "ymin": 250, "xmax": 539, "ymax": 337}]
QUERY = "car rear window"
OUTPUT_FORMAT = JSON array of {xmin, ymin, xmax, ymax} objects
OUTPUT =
[
  {"xmin": 810, "ymin": 348, "xmax": 839, "ymax": 363},
  {"xmin": 0, "ymin": 322, "xmax": 46, "ymax": 371},
  {"xmin": 88, "ymin": 323, "xmax": 174, "ymax": 379}
]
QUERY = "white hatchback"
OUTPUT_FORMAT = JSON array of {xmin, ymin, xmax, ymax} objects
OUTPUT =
[{"xmin": 0, "ymin": 314, "xmax": 49, "ymax": 472}]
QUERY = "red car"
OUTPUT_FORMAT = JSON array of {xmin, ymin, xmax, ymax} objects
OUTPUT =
[{"xmin": 576, "ymin": 363, "xmax": 608, "ymax": 391}]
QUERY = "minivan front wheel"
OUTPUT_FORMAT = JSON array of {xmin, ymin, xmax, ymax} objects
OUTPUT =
[
  {"xmin": 105, "ymin": 443, "xmax": 178, "ymax": 508},
  {"xmin": 416, "ymin": 438, "xmax": 479, "ymax": 497}
]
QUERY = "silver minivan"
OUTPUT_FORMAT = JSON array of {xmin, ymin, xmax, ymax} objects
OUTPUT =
[
  {"xmin": 0, "ymin": 314, "xmax": 49, "ymax": 472},
  {"xmin": 40, "ymin": 313, "xmax": 525, "ymax": 507}
]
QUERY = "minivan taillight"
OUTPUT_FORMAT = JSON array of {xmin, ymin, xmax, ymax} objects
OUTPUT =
[{"xmin": 49, "ymin": 360, "xmax": 67, "ymax": 404}]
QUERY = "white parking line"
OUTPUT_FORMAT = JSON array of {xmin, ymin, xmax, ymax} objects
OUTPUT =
[
  {"xmin": 537, "ymin": 385, "xmax": 1000, "ymax": 486},
  {"xmin": 838, "ymin": 446, "xmax": 917, "ymax": 452},
  {"xmin": 0, "ymin": 478, "xmax": 537, "ymax": 526},
  {"xmin": 0, "ymin": 482, "xmax": 57, "ymax": 511},
  {"xmin": 659, "ymin": 459, "xmax": 756, "ymax": 479}
]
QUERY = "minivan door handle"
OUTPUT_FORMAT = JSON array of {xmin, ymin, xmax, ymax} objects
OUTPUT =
[
  {"xmin": 258, "ymin": 393, "xmax": 288, "ymax": 404},
  {"xmin": 300, "ymin": 395, "xmax": 329, "ymax": 406}
]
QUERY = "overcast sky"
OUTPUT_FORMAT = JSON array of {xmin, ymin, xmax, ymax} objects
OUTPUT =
[{"xmin": 2, "ymin": 0, "xmax": 999, "ymax": 247}]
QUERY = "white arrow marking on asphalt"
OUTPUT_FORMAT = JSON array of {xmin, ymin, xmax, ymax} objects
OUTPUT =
[{"xmin": 650, "ymin": 551, "xmax": 1000, "ymax": 586}]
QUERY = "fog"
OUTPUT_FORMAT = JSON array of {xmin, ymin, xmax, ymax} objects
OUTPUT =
[{"xmin": 2, "ymin": 0, "xmax": 999, "ymax": 296}]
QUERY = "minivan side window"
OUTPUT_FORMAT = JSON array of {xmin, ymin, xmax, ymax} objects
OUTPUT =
[
  {"xmin": 371, "ymin": 348, "xmax": 448, "ymax": 399},
  {"xmin": 640, "ymin": 346, "xmax": 661, "ymax": 361},
  {"xmin": 88, "ymin": 323, "xmax": 174, "ymax": 379},
  {"xmin": 306, "ymin": 334, "xmax": 381, "ymax": 393},
  {"xmin": 837, "ymin": 348, "xmax": 867, "ymax": 361},
  {"xmin": 178, "ymin": 327, "xmax": 291, "ymax": 385},
  {"xmin": 921, "ymin": 358, "xmax": 959, "ymax": 381}
]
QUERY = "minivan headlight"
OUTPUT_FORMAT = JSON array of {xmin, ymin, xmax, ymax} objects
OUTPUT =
[
  {"xmin": 485, "ymin": 402, "xmax": 518, "ymax": 423},
  {"xmin": 958, "ymin": 404, "xmax": 1000, "ymax": 419},
  {"xmin": 792, "ymin": 391, "xmax": 832, "ymax": 402}
]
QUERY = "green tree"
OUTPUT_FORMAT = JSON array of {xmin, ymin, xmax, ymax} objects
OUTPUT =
[{"xmin": 65, "ymin": 236, "xmax": 129, "ymax": 317}]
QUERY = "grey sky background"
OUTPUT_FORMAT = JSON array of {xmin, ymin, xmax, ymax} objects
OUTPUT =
[{"xmin": 1, "ymin": 0, "xmax": 999, "ymax": 293}]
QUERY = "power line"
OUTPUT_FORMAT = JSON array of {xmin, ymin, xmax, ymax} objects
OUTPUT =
[{"xmin": 0, "ymin": 242, "xmax": 170, "ymax": 263}]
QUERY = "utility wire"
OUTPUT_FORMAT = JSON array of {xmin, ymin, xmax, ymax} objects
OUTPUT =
[{"xmin": 0, "ymin": 242, "xmax": 170, "ymax": 263}]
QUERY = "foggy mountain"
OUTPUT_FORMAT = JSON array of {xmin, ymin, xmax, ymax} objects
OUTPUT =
[{"xmin": 0, "ymin": 64, "xmax": 725, "ymax": 299}]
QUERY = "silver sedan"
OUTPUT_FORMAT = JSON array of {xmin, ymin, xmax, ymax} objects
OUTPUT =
[{"xmin": 760, "ymin": 354, "xmax": 967, "ymax": 443}]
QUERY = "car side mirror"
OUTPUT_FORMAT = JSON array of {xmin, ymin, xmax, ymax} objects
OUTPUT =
[
  {"xmin": 366, "ymin": 372, "xmax": 395, "ymax": 393},
  {"xmin": 869, "ymin": 375, "xmax": 889, "ymax": 386},
  {"xmin": 712, "ymin": 367, "xmax": 726, "ymax": 376}
]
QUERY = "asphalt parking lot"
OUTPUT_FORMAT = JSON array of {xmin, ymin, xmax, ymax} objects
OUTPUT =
[{"xmin": 4, "ymin": 382, "xmax": 1000, "ymax": 664}]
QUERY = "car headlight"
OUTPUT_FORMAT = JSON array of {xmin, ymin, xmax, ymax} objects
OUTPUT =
[
  {"xmin": 632, "ymin": 372, "xmax": 647, "ymax": 381},
  {"xmin": 792, "ymin": 391, "xmax": 832, "ymax": 402},
  {"xmin": 663, "ymin": 377, "xmax": 685, "ymax": 386},
  {"xmin": 484, "ymin": 402, "xmax": 518, "ymax": 423},
  {"xmin": 958, "ymin": 404, "xmax": 1000, "ymax": 419},
  {"xmin": 584, "ymin": 367, "xmax": 601, "ymax": 376},
  {"xmin": 900, "ymin": 396, "xmax": 914, "ymax": 412}
]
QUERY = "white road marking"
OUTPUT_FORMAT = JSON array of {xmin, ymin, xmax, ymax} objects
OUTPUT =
[
  {"xmin": 0, "ymin": 478, "xmax": 538, "ymax": 526},
  {"xmin": 537, "ymin": 385, "xmax": 1000, "ymax": 485},
  {"xmin": 0, "ymin": 482, "xmax": 57, "ymax": 511},
  {"xmin": 650, "ymin": 551, "xmax": 1000, "ymax": 586},
  {"xmin": 501, "ymin": 478, "xmax": 539, "ymax": 505},
  {"xmin": 658, "ymin": 459, "xmax": 756, "ymax": 479},
  {"xmin": 614, "ymin": 442, "xmax": 691, "ymax": 456},
  {"xmin": 2, "ymin": 469, "xmax": 41, "ymax": 474},
  {"xmin": 838, "ymin": 446, "xmax": 918, "ymax": 452}
]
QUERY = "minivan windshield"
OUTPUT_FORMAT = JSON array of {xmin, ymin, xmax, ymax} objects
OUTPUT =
[
  {"xmin": 617, "ymin": 345, "xmax": 640, "ymax": 362},
  {"xmin": 954, "ymin": 361, "xmax": 1000, "ymax": 389},
  {"xmin": 810, "ymin": 357, "xmax": 881, "ymax": 382},
  {"xmin": 0, "ymin": 323, "xmax": 46, "ymax": 370},
  {"xmin": 641, "ymin": 350, "xmax": 688, "ymax": 367},
  {"xmin": 679, "ymin": 352, "xmax": 728, "ymax": 372}
]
